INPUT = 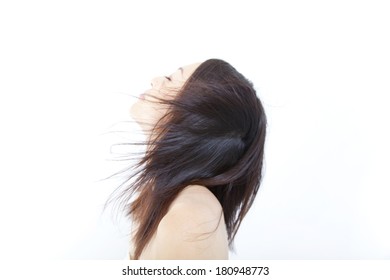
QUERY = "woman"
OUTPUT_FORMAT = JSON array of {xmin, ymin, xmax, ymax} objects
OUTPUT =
[{"xmin": 112, "ymin": 58, "xmax": 267, "ymax": 259}]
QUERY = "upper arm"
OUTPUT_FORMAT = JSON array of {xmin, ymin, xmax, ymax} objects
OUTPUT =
[{"xmin": 151, "ymin": 203, "xmax": 228, "ymax": 260}]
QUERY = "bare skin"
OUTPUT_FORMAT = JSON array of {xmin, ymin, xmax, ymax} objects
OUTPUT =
[
  {"xmin": 129, "ymin": 63, "xmax": 229, "ymax": 259},
  {"xmin": 137, "ymin": 185, "xmax": 228, "ymax": 259}
]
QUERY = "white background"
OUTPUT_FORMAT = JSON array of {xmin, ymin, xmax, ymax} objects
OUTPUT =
[{"xmin": 0, "ymin": 0, "xmax": 389, "ymax": 260}]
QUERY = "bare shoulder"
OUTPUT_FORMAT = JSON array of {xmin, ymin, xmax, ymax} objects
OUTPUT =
[
  {"xmin": 164, "ymin": 185, "xmax": 223, "ymax": 232},
  {"xmin": 173, "ymin": 185, "xmax": 223, "ymax": 215},
  {"xmin": 151, "ymin": 185, "xmax": 228, "ymax": 259}
]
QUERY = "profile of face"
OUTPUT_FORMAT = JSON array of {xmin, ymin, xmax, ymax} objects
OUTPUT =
[{"xmin": 131, "ymin": 63, "xmax": 201, "ymax": 133}]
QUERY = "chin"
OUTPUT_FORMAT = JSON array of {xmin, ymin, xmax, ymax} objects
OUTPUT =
[
  {"xmin": 130, "ymin": 99, "xmax": 143, "ymax": 123},
  {"xmin": 130, "ymin": 100, "xmax": 154, "ymax": 132}
]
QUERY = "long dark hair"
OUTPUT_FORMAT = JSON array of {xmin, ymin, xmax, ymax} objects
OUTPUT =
[{"xmin": 109, "ymin": 59, "xmax": 267, "ymax": 259}]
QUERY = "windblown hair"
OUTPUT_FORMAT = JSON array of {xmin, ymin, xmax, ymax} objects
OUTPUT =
[{"xmin": 110, "ymin": 59, "xmax": 267, "ymax": 259}]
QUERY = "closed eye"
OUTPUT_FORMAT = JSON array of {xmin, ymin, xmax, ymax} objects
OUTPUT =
[{"xmin": 165, "ymin": 76, "xmax": 172, "ymax": 81}]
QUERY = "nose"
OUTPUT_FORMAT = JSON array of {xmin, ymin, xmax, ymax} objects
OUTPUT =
[{"xmin": 151, "ymin": 76, "xmax": 164, "ymax": 88}]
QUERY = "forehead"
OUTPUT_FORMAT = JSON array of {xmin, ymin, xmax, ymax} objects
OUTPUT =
[
  {"xmin": 178, "ymin": 62, "xmax": 202, "ymax": 78},
  {"xmin": 183, "ymin": 62, "xmax": 201, "ymax": 71}
]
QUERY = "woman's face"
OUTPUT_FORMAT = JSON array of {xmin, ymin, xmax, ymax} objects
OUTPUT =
[{"xmin": 131, "ymin": 62, "xmax": 201, "ymax": 132}]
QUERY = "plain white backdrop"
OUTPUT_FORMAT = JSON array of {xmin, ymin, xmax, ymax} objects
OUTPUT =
[{"xmin": 0, "ymin": 0, "xmax": 389, "ymax": 260}]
